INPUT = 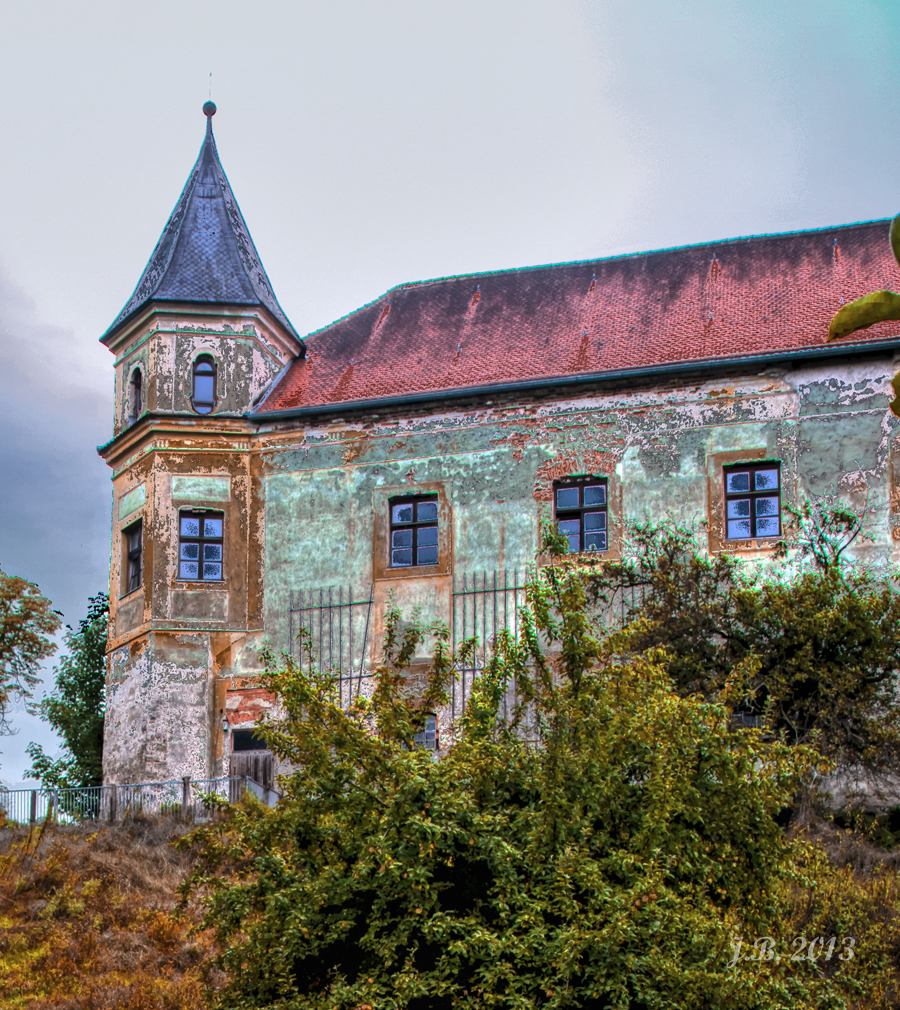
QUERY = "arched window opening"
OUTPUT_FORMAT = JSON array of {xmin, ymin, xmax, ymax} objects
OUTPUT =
[
  {"xmin": 192, "ymin": 355, "xmax": 216, "ymax": 414},
  {"xmin": 128, "ymin": 367, "xmax": 142, "ymax": 424}
]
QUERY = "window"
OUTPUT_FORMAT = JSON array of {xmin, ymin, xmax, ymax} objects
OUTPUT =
[
  {"xmin": 414, "ymin": 714, "xmax": 437, "ymax": 750},
  {"xmin": 124, "ymin": 520, "xmax": 142, "ymax": 593},
  {"xmin": 231, "ymin": 728, "xmax": 267, "ymax": 752},
  {"xmin": 554, "ymin": 476, "xmax": 608, "ymax": 553},
  {"xmin": 178, "ymin": 511, "xmax": 224, "ymax": 580},
  {"xmin": 723, "ymin": 462, "xmax": 781, "ymax": 540},
  {"xmin": 390, "ymin": 494, "xmax": 438, "ymax": 567},
  {"xmin": 192, "ymin": 355, "xmax": 216, "ymax": 414},
  {"xmin": 128, "ymin": 367, "xmax": 142, "ymax": 424}
]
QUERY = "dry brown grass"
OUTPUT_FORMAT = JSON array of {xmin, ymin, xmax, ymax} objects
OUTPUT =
[{"xmin": 0, "ymin": 815, "xmax": 221, "ymax": 1009}]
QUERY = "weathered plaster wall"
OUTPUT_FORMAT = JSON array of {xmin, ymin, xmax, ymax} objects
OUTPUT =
[
  {"xmin": 104, "ymin": 632, "xmax": 213, "ymax": 783},
  {"xmin": 100, "ymin": 298, "xmax": 304, "ymax": 785},
  {"xmin": 103, "ymin": 344, "xmax": 900, "ymax": 785},
  {"xmin": 110, "ymin": 308, "xmax": 295, "ymax": 437},
  {"xmin": 258, "ymin": 353, "xmax": 900, "ymax": 666}
]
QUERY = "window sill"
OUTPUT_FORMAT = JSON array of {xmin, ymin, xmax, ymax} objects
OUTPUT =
[
  {"xmin": 537, "ymin": 551, "xmax": 609, "ymax": 568},
  {"xmin": 375, "ymin": 566, "xmax": 447, "ymax": 582},
  {"xmin": 713, "ymin": 537, "xmax": 780, "ymax": 554},
  {"xmin": 118, "ymin": 585, "xmax": 144, "ymax": 602},
  {"xmin": 172, "ymin": 580, "xmax": 228, "ymax": 590}
]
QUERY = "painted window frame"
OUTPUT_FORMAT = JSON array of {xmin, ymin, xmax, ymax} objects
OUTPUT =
[
  {"xmin": 122, "ymin": 519, "xmax": 143, "ymax": 595},
  {"xmin": 178, "ymin": 509, "xmax": 225, "ymax": 581},
  {"xmin": 231, "ymin": 727, "xmax": 268, "ymax": 753},
  {"xmin": 389, "ymin": 493, "xmax": 440, "ymax": 568},
  {"xmin": 552, "ymin": 475, "xmax": 610, "ymax": 554},
  {"xmin": 414, "ymin": 714, "xmax": 438, "ymax": 751},
  {"xmin": 722, "ymin": 461, "xmax": 782, "ymax": 541},
  {"xmin": 372, "ymin": 483, "xmax": 452, "ymax": 581},
  {"xmin": 191, "ymin": 355, "xmax": 217, "ymax": 414},
  {"xmin": 707, "ymin": 449, "xmax": 787, "ymax": 554}
]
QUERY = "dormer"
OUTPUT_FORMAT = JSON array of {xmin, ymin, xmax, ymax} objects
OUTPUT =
[{"xmin": 100, "ymin": 102, "xmax": 304, "ymax": 438}]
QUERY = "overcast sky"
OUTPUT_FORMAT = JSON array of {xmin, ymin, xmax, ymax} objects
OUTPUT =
[{"xmin": 2, "ymin": 0, "xmax": 899, "ymax": 782}]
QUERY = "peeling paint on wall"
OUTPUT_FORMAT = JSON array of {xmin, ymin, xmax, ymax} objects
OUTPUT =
[{"xmin": 101, "ymin": 319, "xmax": 900, "ymax": 786}]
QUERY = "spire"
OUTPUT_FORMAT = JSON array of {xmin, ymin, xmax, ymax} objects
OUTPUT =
[{"xmin": 103, "ymin": 102, "xmax": 299, "ymax": 341}]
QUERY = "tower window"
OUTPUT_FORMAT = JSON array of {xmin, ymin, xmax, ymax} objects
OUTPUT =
[
  {"xmin": 128, "ymin": 367, "xmax": 143, "ymax": 424},
  {"xmin": 389, "ymin": 494, "xmax": 439, "ymax": 567},
  {"xmin": 192, "ymin": 355, "xmax": 216, "ymax": 414},
  {"xmin": 124, "ymin": 520, "xmax": 142, "ymax": 594},
  {"xmin": 553, "ymin": 476, "xmax": 608, "ymax": 553},
  {"xmin": 178, "ymin": 510, "xmax": 224, "ymax": 580},
  {"xmin": 723, "ymin": 462, "xmax": 781, "ymax": 540}
]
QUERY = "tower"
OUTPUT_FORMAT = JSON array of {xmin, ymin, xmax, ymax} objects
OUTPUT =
[{"xmin": 98, "ymin": 104, "xmax": 303, "ymax": 784}]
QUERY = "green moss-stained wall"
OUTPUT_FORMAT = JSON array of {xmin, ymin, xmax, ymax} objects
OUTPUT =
[{"xmin": 259, "ymin": 355, "xmax": 900, "ymax": 658}]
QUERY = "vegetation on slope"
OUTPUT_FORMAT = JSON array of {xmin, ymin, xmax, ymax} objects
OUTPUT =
[{"xmin": 0, "ymin": 815, "xmax": 220, "ymax": 1009}]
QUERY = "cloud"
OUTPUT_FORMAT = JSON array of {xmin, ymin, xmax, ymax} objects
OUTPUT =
[{"xmin": 0, "ymin": 262, "xmax": 112, "ymax": 782}]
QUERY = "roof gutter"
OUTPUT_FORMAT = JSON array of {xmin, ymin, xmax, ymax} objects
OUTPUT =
[{"xmin": 248, "ymin": 337, "xmax": 900, "ymax": 423}]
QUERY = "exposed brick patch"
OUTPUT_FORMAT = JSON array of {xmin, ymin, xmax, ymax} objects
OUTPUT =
[
  {"xmin": 225, "ymin": 687, "xmax": 276, "ymax": 727},
  {"xmin": 533, "ymin": 450, "xmax": 617, "ymax": 502}
]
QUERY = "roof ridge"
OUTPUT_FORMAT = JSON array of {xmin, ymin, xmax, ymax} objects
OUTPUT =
[
  {"xmin": 390, "ymin": 216, "xmax": 894, "ymax": 290},
  {"xmin": 299, "ymin": 216, "xmax": 893, "ymax": 345}
]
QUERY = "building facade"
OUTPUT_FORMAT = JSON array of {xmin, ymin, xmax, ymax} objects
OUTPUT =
[{"xmin": 99, "ymin": 106, "xmax": 900, "ymax": 786}]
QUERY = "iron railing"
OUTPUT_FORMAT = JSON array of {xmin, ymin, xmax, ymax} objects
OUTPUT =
[
  {"xmin": 288, "ymin": 569, "xmax": 533, "ymax": 719},
  {"xmin": 451, "ymin": 568, "xmax": 530, "ymax": 721},
  {"xmin": 289, "ymin": 585, "xmax": 375, "ymax": 707},
  {"xmin": 0, "ymin": 775, "xmax": 278, "ymax": 826}
]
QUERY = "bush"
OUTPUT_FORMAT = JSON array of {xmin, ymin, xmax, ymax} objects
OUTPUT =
[{"xmin": 182, "ymin": 562, "xmax": 845, "ymax": 1010}]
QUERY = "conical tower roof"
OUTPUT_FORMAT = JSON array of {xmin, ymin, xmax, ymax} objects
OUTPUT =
[{"xmin": 103, "ymin": 104, "xmax": 299, "ymax": 342}]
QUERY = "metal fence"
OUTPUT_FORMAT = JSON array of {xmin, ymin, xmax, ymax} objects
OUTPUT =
[
  {"xmin": 0, "ymin": 775, "xmax": 278, "ymax": 826},
  {"xmin": 289, "ymin": 585, "xmax": 375, "ymax": 707},
  {"xmin": 451, "ymin": 568, "xmax": 530, "ymax": 721},
  {"xmin": 288, "ymin": 569, "xmax": 533, "ymax": 719}
]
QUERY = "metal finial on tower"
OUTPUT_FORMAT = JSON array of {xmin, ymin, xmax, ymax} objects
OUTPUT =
[{"xmin": 203, "ymin": 101, "xmax": 217, "ymax": 118}]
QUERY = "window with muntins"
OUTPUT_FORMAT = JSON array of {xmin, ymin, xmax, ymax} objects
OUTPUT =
[
  {"xmin": 178, "ymin": 511, "xmax": 224, "ymax": 580},
  {"xmin": 390, "ymin": 494, "xmax": 439, "ymax": 567},
  {"xmin": 414, "ymin": 715, "xmax": 437, "ymax": 750},
  {"xmin": 554, "ymin": 477, "xmax": 608, "ymax": 553},
  {"xmin": 124, "ymin": 521, "xmax": 142, "ymax": 593},
  {"xmin": 723, "ymin": 462, "xmax": 781, "ymax": 540},
  {"xmin": 192, "ymin": 355, "xmax": 216, "ymax": 414}
]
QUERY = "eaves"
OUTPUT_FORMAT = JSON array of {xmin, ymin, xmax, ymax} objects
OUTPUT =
[{"xmin": 248, "ymin": 337, "xmax": 900, "ymax": 425}]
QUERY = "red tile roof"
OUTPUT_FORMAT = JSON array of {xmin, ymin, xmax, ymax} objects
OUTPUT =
[{"xmin": 255, "ymin": 218, "xmax": 900, "ymax": 416}]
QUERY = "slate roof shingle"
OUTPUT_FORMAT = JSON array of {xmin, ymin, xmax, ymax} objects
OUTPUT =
[{"xmin": 103, "ymin": 114, "xmax": 298, "ymax": 342}]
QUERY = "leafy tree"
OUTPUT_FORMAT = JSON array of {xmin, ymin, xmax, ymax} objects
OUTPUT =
[
  {"xmin": 0, "ymin": 567, "xmax": 60, "ymax": 741},
  {"xmin": 583, "ymin": 517, "xmax": 900, "ymax": 783},
  {"xmin": 26, "ymin": 591, "xmax": 108, "ymax": 789},
  {"xmin": 181, "ymin": 564, "xmax": 839, "ymax": 1010}
]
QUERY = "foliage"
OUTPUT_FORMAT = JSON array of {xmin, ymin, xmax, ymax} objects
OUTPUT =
[
  {"xmin": 180, "ymin": 564, "xmax": 843, "ymax": 1010},
  {"xmin": 0, "ymin": 816, "xmax": 219, "ymax": 1009},
  {"xmin": 26, "ymin": 592, "xmax": 109, "ymax": 790},
  {"xmin": 787, "ymin": 820, "xmax": 900, "ymax": 1008},
  {"xmin": 827, "ymin": 211, "xmax": 900, "ymax": 356},
  {"xmin": 0, "ymin": 568, "xmax": 60, "ymax": 740},
  {"xmin": 582, "ymin": 519, "xmax": 900, "ymax": 781},
  {"xmin": 776, "ymin": 479, "xmax": 878, "ymax": 572}
]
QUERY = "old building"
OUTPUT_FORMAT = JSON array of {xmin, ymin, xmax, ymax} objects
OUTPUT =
[{"xmin": 99, "ymin": 104, "xmax": 900, "ymax": 786}]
